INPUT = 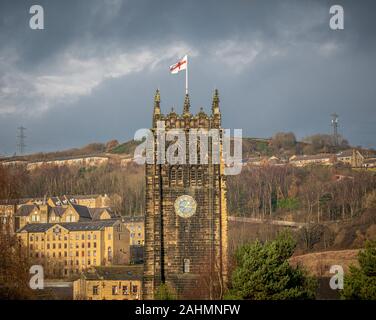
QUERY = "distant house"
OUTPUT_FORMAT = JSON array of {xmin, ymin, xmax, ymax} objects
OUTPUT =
[
  {"xmin": 14, "ymin": 196, "xmax": 120, "ymax": 231},
  {"xmin": 245, "ymin": 156, "xmax": 266, "ymax": 166},
  {"xmin": 245, "ymin": 155, "xmax": 284, "ymax": 166},
  {"xmin": 73, "ymin": 265, "xmax": 142, "ymax": 300},
  {"xmin": 88, "ymin": 207, "xmax": 119, "ymax": 220},
  {"xmin": 123, "ymin": 216, "xmax": 144, "ymax": 246},
  {"xmin": 26, "ymin": 155, "xmax": 109, "ymax": 171},
  {"xmin": 20, "ymin": 194, "xmax": 119, "ymax": 209},
  {"xmin": 363, "ymin": 157, "xmax": 376, "ymax": 168},
  {"xmin": 0, "ymin": 160, "xmax": 28, "ymax": 167},
  {"xmin": 268, "ymin": 156, "xmax": 285, "ymax": 166},
  {"xmin": 289, "ymin": 154, "xmax": 335, "ymax": 167},
  {"xmin": 120, "ymin": 157, "xmax": 133, "ymax": 167},
  {"xmin": 14, "ymin": 195, "xmax": 129, "ymax": 279},
  {"xmin": 336, "ymin": 149, "xmax": 364, "ymax": 167},
  {"xmin": 64, "ymin": 194, "xmax": 117, "ymax": 208},
  {"xmin": 0, "ymin": 202, "xmax": 17, "ymax": 232},
  {"xmin": 17, "ymin": 220, "xmax": 130, "ymax": 277},
  {"xmin": 15, "ymin": 202, "xmax": 84, "ymax": 230}
]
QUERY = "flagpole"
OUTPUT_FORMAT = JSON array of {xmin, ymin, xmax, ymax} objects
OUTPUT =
[{"xmin": 185, "ymin": 56, "xmax": 188, "ymax": 95}]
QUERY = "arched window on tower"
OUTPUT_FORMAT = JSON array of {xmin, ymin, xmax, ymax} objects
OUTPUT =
[
  {"xmin": 183, "ymin": 259, "xmax": 190, "ymax": 273},
  {"xmin": 177, "ymin": 167, "xmax": 183, "ymax": 186},
  {"xmin": 191, "ymin": 167, "xmax": 197, "ymax": 186},
  {"xmin": 197, "ymin": 167, "xmax": 203, "ymax": 186}
]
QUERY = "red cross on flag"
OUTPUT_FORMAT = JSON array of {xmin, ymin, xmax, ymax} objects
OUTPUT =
[{"xmin": 169, "ymin": 55, "xmax": 188, "ymax": 74}]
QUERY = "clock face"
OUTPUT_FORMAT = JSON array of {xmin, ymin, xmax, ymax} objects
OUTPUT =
[{"xmin": 174, "ymin": 195, "xmax": 197, "ymax": 218}]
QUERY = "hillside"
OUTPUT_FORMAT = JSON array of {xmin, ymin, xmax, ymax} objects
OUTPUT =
[
  {"xmin": 1, "ymin": 143, "xmax": 108, "ymax": 162},
  {"xmin": 1, "ymin": 137, "xmax": 275, "ymax": 163},
  {"xmin": 4, "ymin": 130, "xmax": 376, "ymax": 163},
  {"xmin": 289, "ymin": 249, "xmax": 359, "ymax": 277},
  {"xmin": 228, "ymin": 208, "xmax": 376, "ymax": 257},
  {"xmin": 109, "ymin": 140, "xmax": 142, "ymax": 155},
  {"xmin": 289, "ymin": 249, "xmax": 360, "ymax": 300}
]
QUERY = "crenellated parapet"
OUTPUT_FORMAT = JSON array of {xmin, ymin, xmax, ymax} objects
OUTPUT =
[{"xmin": 152, "ymin": 89, "xmax": 222, "ymax": 130}]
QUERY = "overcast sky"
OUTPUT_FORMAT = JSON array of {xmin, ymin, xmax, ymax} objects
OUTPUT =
[{"xmin": 0, "ymin": 0, "xmax": 375, "ymax": 155}]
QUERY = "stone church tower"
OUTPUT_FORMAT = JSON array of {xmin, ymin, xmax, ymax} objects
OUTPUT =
[{"xmin": 142, "ymin": 90, "xmax": 228, "ymax": 299}]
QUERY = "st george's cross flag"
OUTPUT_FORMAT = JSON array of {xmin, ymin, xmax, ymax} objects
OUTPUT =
[{"xmin": 169, "ymin": 55, "xmax": 188, "ymax": 74}]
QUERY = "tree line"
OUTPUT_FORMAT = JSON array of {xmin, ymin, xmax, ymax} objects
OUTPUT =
[
  {"xmin": 1, "ymin": 162, "xmax": 376, "ymax": 222},
  {"xmin": 0, "ymin": 163, "xmax": 144, "ymax": 217},
  {"xmin": 227, "ymin": 164, "xmax": 376, "ymax": 222}
]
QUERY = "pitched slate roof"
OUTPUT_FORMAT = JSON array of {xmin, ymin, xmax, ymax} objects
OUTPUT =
[
  {"xmin": 49, "ymin": 196, "xmax": 64, "ymax": 206},
  {"xmin": 15, "ymin": 204, "xmax": 39, "ymax": 217},
  {"xmin": 337, "ymin": 150, "xmax": 353, "ymax": 157},
  {"xmin": 50, "ymin": 206, "xmax": 66, "ymax": 217},
  {"xmin": 71, "ymin": 204, "xmax": 92, "ymax": 220},
  {"xmin": 88, "ymin": 208, "xmax": 105, "ymax": 220},
  {"xmin": 82, "ymin": 265, "xmax": 143, "ymax": 281},
  {"xmin": 17, "ymin": 220, "xmax": 119, "ymax": 233},
  {"xmin": 89, "ymin": 207, "xmax": 118, "ymax": 220},
  {"xmin": 18, "ymin": 223, "xmax": 55, "ymax": 233}
]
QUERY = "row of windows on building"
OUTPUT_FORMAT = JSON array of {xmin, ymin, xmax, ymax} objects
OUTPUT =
[
  {"xmin": 92, "ymin": 284, "xmax": 139, "ymax": 296},
  {"xmin": 53, "ymin": 215, "xmax": 76, "ymax": 222},
  {"xmin": 30, "ymin": 242, "xmax": 98, "ymax": 250},
  {"xmin": 30, "ymin": 247, "xmax": 99, "ymax": 256},
  {"xmin": 130, "ymin": 232, "xmax": 142, "ymax": 238},
  {"xmin": 28, "ymin": 233, "xmax": 112, "ymax": 242},
  {"xmin": 39, "ymin": 257, "xmax": 99, "ymax": 267},
  {"xmin": 49, "ymin": 266, "xmax": 100, "ymax": 276},
  {"xmin": 30, "ymin": 214, "xmax": 77, "ymax": 222},
  {"xmin": 29, "ymin": 247, "xmax": 113, "ymax": 260},
  {"xmin": 0, "ymin": 208, "xmax": 13, "ymax": 215}
]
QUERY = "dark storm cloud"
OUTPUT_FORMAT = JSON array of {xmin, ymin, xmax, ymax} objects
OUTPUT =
[{"xmin": 0, "ymin": 0, "xmax": 376, "ymax": 155}]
